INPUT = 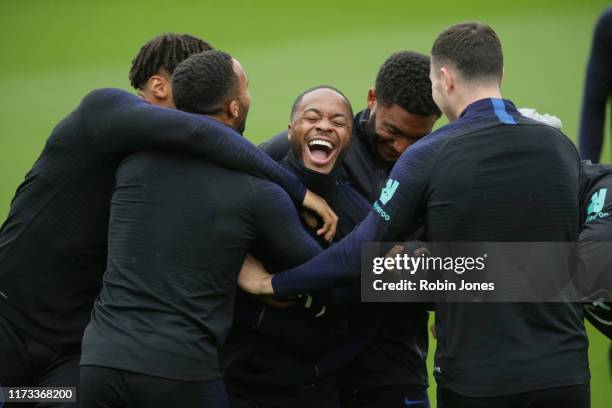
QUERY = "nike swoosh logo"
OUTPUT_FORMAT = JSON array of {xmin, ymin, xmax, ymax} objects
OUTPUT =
[{"xmin": 404, "ymin": 399, "xmax": 425, "ymax": 406}]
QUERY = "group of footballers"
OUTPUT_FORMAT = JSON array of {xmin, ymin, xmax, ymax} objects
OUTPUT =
[{"xmin": 0, "ymin": 17, "xmax": 610, "ymax": 408}]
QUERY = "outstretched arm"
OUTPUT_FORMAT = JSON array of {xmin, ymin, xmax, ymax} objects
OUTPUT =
[
  {"xmin": 80, "ymin": 88, "xmax": 306, "ymax": 202},
  {"xmin": 239, "ymin": 132, "xmax": 441, "ymax": 296},
  {"xmin": 250, "ymin": 179, "xmax": 323, "ymax": 267}
]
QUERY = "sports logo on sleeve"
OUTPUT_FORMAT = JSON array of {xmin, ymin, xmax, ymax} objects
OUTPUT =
[
  {"xmin": 586, "ymin": 188, "xmax": 609, "ymax": 223},
  {"xmin": 380, "ymin": 179, "xmax": 399, "ymax": 205},
  {"xmin": 373, "ymin": 179, "xmax": 399, "ymax": 221}
]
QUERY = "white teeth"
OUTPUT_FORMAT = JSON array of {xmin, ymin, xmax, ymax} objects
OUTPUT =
[{"xmin": 308, "ymin": 139, "xmax": 333, "ymax": 149}]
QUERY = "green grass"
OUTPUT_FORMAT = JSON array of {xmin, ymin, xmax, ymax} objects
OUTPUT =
[{"xmin": 0, "ymin": 0, "xmax": 610, "ymax": 406}]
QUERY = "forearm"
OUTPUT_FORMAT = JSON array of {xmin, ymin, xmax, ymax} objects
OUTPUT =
[{"xmin": 271, "ymin": 223, "xmax": 367, "ymax": 297}]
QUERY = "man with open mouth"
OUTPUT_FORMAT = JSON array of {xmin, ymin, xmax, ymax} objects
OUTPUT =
[
  {"xmin": 223, "ymin": 85, "xmax": 384, "ymax": 408},
  {"xmin": 258, "ymin": 52, "xmax": 440, "ymax": 408}
]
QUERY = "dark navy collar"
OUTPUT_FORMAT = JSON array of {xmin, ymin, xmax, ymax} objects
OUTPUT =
[
  {"xmin": 459, "ymin": 98, "xmax": 519, "ymax": 124},
  {"xmin": 355, "ymin": 108, "xmax": 379, "ymax": 158},
  {"xmin": 281, "ymin": 150, "xmax": 340, "ymax": 194}
]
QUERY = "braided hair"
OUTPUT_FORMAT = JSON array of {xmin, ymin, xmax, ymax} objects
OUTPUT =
[{"xmin": 129, "ymin": 33, "xmax": 213, "ymax": 89}]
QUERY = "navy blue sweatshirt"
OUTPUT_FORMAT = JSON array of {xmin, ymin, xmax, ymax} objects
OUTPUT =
[{"xmin": 81, "ymin": 150, "xmax": 321, "ymax": 381}]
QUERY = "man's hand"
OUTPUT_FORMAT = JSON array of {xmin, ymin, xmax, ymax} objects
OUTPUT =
[
  {"xmin": 238, "ymin": 254, "xmax": 274, "ymax": 295},
  {"xmin": 302, "ymin": 190, "xmax": 338, "ymax": 242}
]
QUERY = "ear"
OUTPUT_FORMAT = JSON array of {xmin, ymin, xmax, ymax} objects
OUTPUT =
[
  {"xmin": 229, "ymin": 100, "xmax": 240, "ymax": 119},
  {"xmin": 440, "ymin": 67, "xmax": 454, "ymax": 93},
  {"xmin": 287, "ymin": 122, "xmax": 293, "ymax": 141},
  {"xmin": 366, "ymin": 87, "xmax": 377, "ymax": 111},
  {"xmin": 148, "ymin": 75, "xmax": 171, "ymax": 101}
]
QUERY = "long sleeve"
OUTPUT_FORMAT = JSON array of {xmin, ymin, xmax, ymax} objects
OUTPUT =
[
  {"xmin": 79, "ymin": 88, "xmax": 306, "ymax": 204},
  {"xmin": 579, "ymin": 8, "xmax": 612, "ymax": 162},
  {"xmin": 579, "ymin": 169, "xmax": 612, "ymax": 339},
  {"xmin": 250, "ymin": 178, "xmax": 323, "ymax": 265}
]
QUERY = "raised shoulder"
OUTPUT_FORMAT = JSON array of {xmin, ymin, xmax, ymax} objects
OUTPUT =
[{"xmin": 79, "ymin": 88, "xmax": 139, "ymax": 109}]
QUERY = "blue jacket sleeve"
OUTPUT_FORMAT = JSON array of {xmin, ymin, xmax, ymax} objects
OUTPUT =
[
  {"xmin": 579, "ymin": 172, "xmax": 612, "ymax": 339},
  {"xmin": 250, "ymin": 179, "xmax": 323, "ymax": 267},
  {"xmin": 78, "ymin": 88, "xmax": 306, "ymax": 204},
  {"xmin": 271, "ymin": 132, "xmax": 441, "ymax": 296},
  {"xmin": 579, "ymin": 8, "xmax": 612, "ymax": 162}
]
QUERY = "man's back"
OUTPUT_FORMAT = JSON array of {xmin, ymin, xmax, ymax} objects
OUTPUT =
[
  {"xmin": 405, "ymin": 101, "xmax": 587, "ymax": 396},
  {"xmin": 425, "ymin": 115, "xmax": 578, "ymax": 241},
  {"xmin": 82, "ymin": 150, "xmax": 320, "ymax": 381}
]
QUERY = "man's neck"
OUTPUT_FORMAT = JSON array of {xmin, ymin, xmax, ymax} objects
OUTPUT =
[
  {"xmin": 283, "ymin": 151, "xmax": 339, "ymax": 194},
  {"xmin": 205, "ymin": 114, "xmax": 234, "ymax": 129},
  {"xmin": 452, "ymin": 85, "xmax": 503, "ymax": 121},
  {"xmin": 302, "ymin": 161, "xmax": 332, "ymax": 175}
]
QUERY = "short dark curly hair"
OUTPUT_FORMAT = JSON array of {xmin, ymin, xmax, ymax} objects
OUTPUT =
[
  {"xmin": 290, "ymin": 85, "xmax": 353, "ymax": 121},
  {"xmin": 172, "ymin": 50, "xmax": 238, "ymax": 115},
  {"xmin": 129, "ymin": 33, "xmax": 213, "ymax": 90},
  {"xmin": 375, "ymin": 51, "xmax": 441, "ymax": 118}
]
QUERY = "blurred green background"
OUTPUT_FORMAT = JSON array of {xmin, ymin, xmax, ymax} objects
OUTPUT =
[{"xmin": 0, "ymin": 0, "xmax": 610, "ymax": 406}]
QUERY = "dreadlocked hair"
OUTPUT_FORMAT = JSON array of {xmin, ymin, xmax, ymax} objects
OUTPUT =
[{"xmin": 129, "ymin": 33, "xmax": 213, "ymax": 90}]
